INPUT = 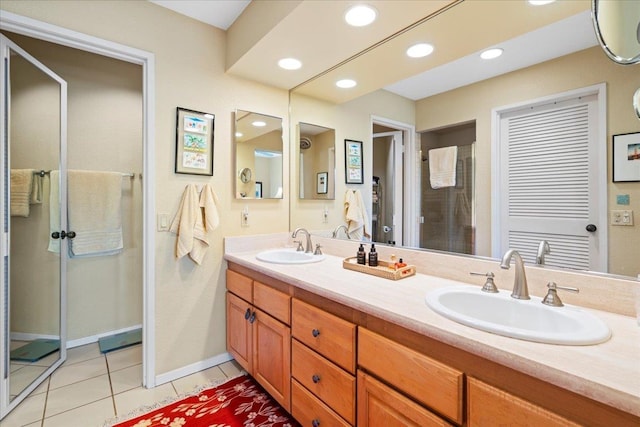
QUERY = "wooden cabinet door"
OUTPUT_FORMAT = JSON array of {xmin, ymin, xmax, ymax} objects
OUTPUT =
[
  {"xmin": 358, "ymin": 371, "xmax": 454, "ymax": 427},
  {"xmin": 226, "ymin": 292, "xmax": 252, "ymax": 372},
  {"xmin": 253, "ymin": 307, "xmax": 291, "ymax": 412},
  {"xmin": 467, "ymin": 377, "xmax": 580, "ymax": 427}
]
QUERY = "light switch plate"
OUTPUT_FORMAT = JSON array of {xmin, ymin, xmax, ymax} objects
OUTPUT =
[
  {"xmin": 157, "ymin": 213, "xmax": 170, "ymax": 231},
  {"xmin": 611, "ymin": 210, "xmax": 634, "ymax": 226}
]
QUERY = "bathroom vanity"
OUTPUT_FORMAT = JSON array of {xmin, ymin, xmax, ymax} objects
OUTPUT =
[{"xmin": 224, "ymin": 235, "xmax": 639, "ymax": 427}]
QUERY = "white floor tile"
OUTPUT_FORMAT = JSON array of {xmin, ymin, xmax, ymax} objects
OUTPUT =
[
  {"xmin": 0, "ymin": 392, "xmax": 46, "ymax": 427},
  {"xmin": 218, "ymin": 360, "xmax": 244, "ymax": 378},
  {"xmin": 110, "ymin": 364, "xmax": 142, "ymax": 394},
  {"xmin": 49, "ymin": 356, "xmax": 108, "ymax": 390},
  {"xmin": 9, "ymin": 365, "xmax": 48, "ymax": 397},
  {"xmin": 171, "ymin": 366, "xmax": 227, "ymax": 395},
  {"xmin": 106, "ymin": 345, "xmax": 142, "ymax": 372},
  {"xmin": 113, "ymin": 382, "xmax": 177, "ymax": 417},
  {"xmin": 45, "ymin": 374, "xmax": 112, "ymax": 418},
  {"xmin": 42, "ymin": 397, "xmax": 115, "ymax": 427},
  {"xmin": 65, "ymin": 342, "xmax": 102, "ymax": 365}
]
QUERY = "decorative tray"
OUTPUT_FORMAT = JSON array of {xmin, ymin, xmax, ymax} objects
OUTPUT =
[{"xmin": 342, "ymin": 256, "xmax": 416, "ymax": 280}]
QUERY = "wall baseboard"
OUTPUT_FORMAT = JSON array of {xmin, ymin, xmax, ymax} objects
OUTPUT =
[
  {"xmin": 10, "ymin": 332, "xmax": 59, "ymax": 341},
  {"xmin": 155, "ymin": 352, "xmax": 233, "ymax": 386},
  {"xmin": 67, "ymin": 324, "xmax": 143, "ymax": 349}
]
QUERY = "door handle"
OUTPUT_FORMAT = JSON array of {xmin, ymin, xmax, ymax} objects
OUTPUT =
[
  {"xmin": 51, "ymin": 231, "xmax": 77, "ymax": 239},
  {"xmin": 586, "ymin": 224, "xmax": 597, "ymax": 232}
]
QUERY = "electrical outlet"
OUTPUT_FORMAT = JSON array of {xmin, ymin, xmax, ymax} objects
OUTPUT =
[
  {"xmin": 241, "ymin": 206, "xmax": 249, "ymax": 227},
  {"xmin": 611, "ymin": 210, "xmax": 634, "ymax": 226},
  {"xmin": 322, "ymin": 207, "xmax": 329, "ymax": 223}
]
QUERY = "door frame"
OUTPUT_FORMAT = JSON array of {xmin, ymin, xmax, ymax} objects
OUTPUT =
[
  {"xmin": 0, "ymin": 11, "xmax": 157, "ymax": 387},
  {"xmin": 490, "ymin": 83, "xmax": 607, "ymax": 269},
  {"xmin": 371, "ymin": 116, "xmax": 417, "ymax": 248},
  {"xmin": 372, "ymin": 131, "xmax": 403, "ymax": 245}
]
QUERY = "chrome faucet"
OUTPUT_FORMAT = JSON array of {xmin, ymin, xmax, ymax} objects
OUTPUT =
[
  {"xmin": 500, "ymin": 249, "xmax": 530, "ymax": 300},
  {"xmin": 332, "ymin": 224, "xmax": 350, "ymax": 239},
  {"xmin": 292, "ymin": 227, "xmax": 313, "ymax": 253},
  {"xmin": 536, "ymin": 240, "xmax": 551, "ymax": 265}
]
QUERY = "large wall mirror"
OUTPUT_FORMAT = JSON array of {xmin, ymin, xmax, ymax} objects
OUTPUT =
[
  {"xmin": 288, "ymin": 0, "xmax": 640, "ymax": 280},
  {"xmin": 234, "ymin": 110, "xmax": 283, "ymax": 199},
  {"xmin": 298, "ymin": 122, "xmax": 336, "ymax": 200}
]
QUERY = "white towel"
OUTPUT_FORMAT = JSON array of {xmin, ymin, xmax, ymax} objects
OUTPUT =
[
  {"xmin": 31, "ymin": 173, "xmax": 44, "ymax": 204},
  {"xmin": 170, "ymin": 184, "xmax": 220, "ymax": 265},
  {"xmin": 344, "ymin": 189, "xmax": 370, "ymax": 240},
  {"xmin": 10, "ymin": 169, "xmax": 33, "ymax": 217},
  {"xmin": 48, "ymin": 170, "xmax": 61, "ymax": 253},
  {"xmin": 67, "ymin": 170, "xmax": 124, "ymax": 258},
  {"xmin": 429, "ymin": 146, "xmax": 457, "ymax": 189}
]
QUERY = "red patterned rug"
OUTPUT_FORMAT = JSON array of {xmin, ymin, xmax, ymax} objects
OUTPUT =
[{"xmin": 113, "ymin": 375, "xmax": 300, "ymax": 427}]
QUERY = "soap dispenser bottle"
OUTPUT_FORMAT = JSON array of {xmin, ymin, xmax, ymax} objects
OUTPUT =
[
  {"xmin": 357, "ymin": 244, "xmax": 366, "ymax": 265},
  {"xmin": 368, "ymin": 243, "xmax": 378, "ymax": 267}
]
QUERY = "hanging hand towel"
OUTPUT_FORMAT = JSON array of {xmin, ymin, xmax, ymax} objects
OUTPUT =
[
  {"xmin": 187, "ymin": 184, "xmax": 220, "ymax": 264},
  {"xmin": 429, "ymin": 146, "xmax": 457, "ymax": 189},
  {"xmin": 48, "ymin": 170, "xmax": 61, "ymax": 253},
  {"xmin": 170, "ymin": 184, "xmax": 209, "ymax": 265},
  {"xmin": 10, "ymin": 169, "xmax": 34, "ymax": 217},
  {"xmin": 344, "ymin": 189, "xmax": 370, "ymax": 240},
  {"xmin": 67, "ymin": 170, "xmax": 124, "ymax": 258},
  {"xmin": 31, "ymin": 173, "xmax": 44, "ymax": 204}
]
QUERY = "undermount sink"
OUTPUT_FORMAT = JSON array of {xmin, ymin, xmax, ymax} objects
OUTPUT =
[
  {"xmin": 425, "ymin": 286, "xmax": 611, "ymax": 345},
  {"xmin": 256, "ymin": 248, "xmax": 325, "ymax": 265}
]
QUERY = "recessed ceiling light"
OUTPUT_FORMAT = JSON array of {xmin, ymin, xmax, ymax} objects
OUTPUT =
[
  {"xmin": 336, "ymin": 79, "xmax": 357, "ymax": 89},
  {"xmin": 345, "ymin": 5, "xmax": 377, "ymax": 27},
  {"xmin": 235, "ymin": 132, "xmax": 243, "ymax": 137},
  {"xmin": 480, "ymin": 48, "xmax": 503, "ymax": 60},
  {"xmin": 252, "ymin": 121, "xmax": 266, "ymax": 127},
  {"xmin": 407, "ymin": 43, "xmax": 434, "ymax": 58},
  {"xmin": 528, "ymin": 0, "xmax": 556, "ymax": 5},
  {"xmin": 278, "ymin": 58, "xmax": 302, "ymax": 70}
]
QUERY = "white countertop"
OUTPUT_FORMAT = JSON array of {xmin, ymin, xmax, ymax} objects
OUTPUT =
[{"xmin": 224, "ymin": 248, "xmax": 640, "ymax": 417}]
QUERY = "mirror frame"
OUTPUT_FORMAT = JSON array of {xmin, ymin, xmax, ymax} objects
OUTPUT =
[{"xmin": 591, "ymin": 0, "xmax": 640, "ymax": 65}]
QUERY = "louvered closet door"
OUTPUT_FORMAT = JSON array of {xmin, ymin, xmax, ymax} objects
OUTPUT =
[{"xmin": 499, "ymin": 94, "xmax": 604, "ymax": 271}]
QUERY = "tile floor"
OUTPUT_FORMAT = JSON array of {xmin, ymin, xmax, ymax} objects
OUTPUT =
[{"xmin": 2, "ymin": 343, "xmax": 243, "ymax": 427}]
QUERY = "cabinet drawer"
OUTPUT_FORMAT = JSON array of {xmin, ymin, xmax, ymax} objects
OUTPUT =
[
  {"xmin": 358, "ymin": 328, "xmax": 464, "ymax": 425},
  {"xmin": 292, "ymin": 339, "xmax": 355, "ymax": 425},
  {"xmin": 292, "ymin": 298, "xmax": 356, "ymax": 373},
  {"xmin": 292, "ymin": 379, "xmax": 350, "ymax": 427},
  {"xmin": 467, "ymin": 377, "xmax": 579, "ymax": 427},
  {"xmin": 254, "ymin": 280, "xmax": 290, "ymax": 325},
  {"xmin": 226, "ymin": 269, "xmax": 253, "ymax": 302},
  {"xmin": 358, "ymin": 370, "xmax": 454, "ymax": 427}
]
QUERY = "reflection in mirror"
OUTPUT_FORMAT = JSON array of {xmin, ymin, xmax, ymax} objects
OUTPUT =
[
  {"xmin": 298, "ymin": 123, "xmax": 336, "ymax": 200},
  {"xmin": 289, "ymin": 0, "xmax": 640, "ymax": 279},
  {"xmin": 591, "ymin": 0, "xmax": 640, "ymax": 65},
  {"xmin": 234, "ymin": 110, "xmax": 283, "ymax": 199}
]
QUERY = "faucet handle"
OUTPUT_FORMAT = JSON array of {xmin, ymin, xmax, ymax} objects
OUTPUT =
[
  {"xmin": 470, "ymin": 272, "xmax": 499, "ymax": 293},
  {"xmin": 314, "ymin": 244, "xmax": 323, "ymax": 255},
  {"xmin": 293, "ymin": 240, "xmax": 304, "ymax": 252},
  {"xmin": 542, "ymin": 282, "xmax": 579, "ymax": 307}
]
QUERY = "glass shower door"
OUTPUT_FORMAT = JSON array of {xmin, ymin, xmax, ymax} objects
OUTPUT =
[{"xmin": 0, "ymin": 33, "xmax": 67, "ymax": 420}]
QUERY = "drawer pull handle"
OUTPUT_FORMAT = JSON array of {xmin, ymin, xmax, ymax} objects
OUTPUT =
[
  {"xmin": 249, "ymin": 311, "xmax": 256, "ymax": 324},
  {"xmin": 312, "ymin": 374, "xmax": 321, "ymax": 383},
  {"xmin": 244, "ymin": 308, "xmax": 251, "ymax": 320},
  {"xmin": 312, "ymin": 420, "xmax": 320, "ymax": 427},
  {"xmin": 312, "ymin": 329, "xmax": 320, "ymax": 338}
]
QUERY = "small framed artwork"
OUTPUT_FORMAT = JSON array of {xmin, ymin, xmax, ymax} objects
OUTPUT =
[
  {"xmin": 255, "ymin": 181, "xmax": 263, "ymax": 198},
  {"xmin": 317, "ymin": 172, "xmax": 328, "ymax": 194},
  {"xmin": 345, "ymin": 139, "xmax": 363, "ymax": 184},
  {"xmin": 175, "ymin": 107, "xmax": 214, "ymax": 176},
  {"xmin": 613, "ymin": 132, "xmax": 640, "ymax": 182}
]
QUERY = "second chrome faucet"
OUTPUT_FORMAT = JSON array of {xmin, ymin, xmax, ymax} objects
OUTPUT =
[
  {"xmin": 500, "ymin": 249, "xmax": 530, "ymax": 300},
  {"xmin": 291, "ymin": 227, "xmax": 313, "ymax": 253}
]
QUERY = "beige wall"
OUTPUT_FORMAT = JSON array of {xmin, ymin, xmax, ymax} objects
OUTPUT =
[
  {"xmin": 415, "ymin": 46, "xmax": 640, "ymax": 277},
  {"xmin": 2, "ymin": 0, "xmax": 289, "ymax": 376}
]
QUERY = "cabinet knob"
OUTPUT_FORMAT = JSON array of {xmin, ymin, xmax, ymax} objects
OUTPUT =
[
  {"xmin": 312, "ymin": 329, "xmax": 320, "ymax": 338},
  {"xmin": 249, "ymin": 311, "xmax": 256, "ymax": 324},
  {"xmin": 244, "ymin": 308, "xmax": 251, "ymax": 320},
  {"xmin": 312, "ymin": 374, "xmax": 320, "ymax": 383},
  {"xmin": 312, "ymin": 420, "xmax": 320, "ymax": 427}
]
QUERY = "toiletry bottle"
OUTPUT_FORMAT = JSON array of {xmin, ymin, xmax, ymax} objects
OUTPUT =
[
  {"xmin": 368, "ymin": 244, "xmax": 378, "ymax": 267},
  {"xmin": 390, "ymin": 254, "xmax": 397, "ymax": 271},
  {"xmin": 357, "ymin": 244, "xmax": 366, "ymax": 265},
  {"xmin": 396, "ymin": 258, "xmax": 406, "ymax": 268}
]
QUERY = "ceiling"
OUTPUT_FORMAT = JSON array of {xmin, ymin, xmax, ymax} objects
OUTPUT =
[{"xmin": 149, "ymin": 0, "xmax": 598, "ymax": 104}]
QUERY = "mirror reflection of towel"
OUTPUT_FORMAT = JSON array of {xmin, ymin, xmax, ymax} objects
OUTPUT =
[
  {"xmin": 344, "ymin": 189, "xmax": 370, "ymax": 240},
  {"xmin": 429, "ymin": 146, "xmax": 457, "ymax": 189},
  {"xmin": 10, "ymin": 169, "xmax": 34, "ymax": 217}
]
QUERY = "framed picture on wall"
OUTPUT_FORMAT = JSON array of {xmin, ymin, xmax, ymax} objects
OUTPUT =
[
  {"xmin": 175, "ymin": 107, "xmax": 215, "ymax": 176},
  {"xmin": 612, "ymin": 132, "xmax": 640, "ymax": 182},
  {"xmin": 317, "ymin": 172, "xmax": 328, "ymax": 194},
  {"xmin": 345, "ymin": 139, "xmax": 363, "ymax": 184}
]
